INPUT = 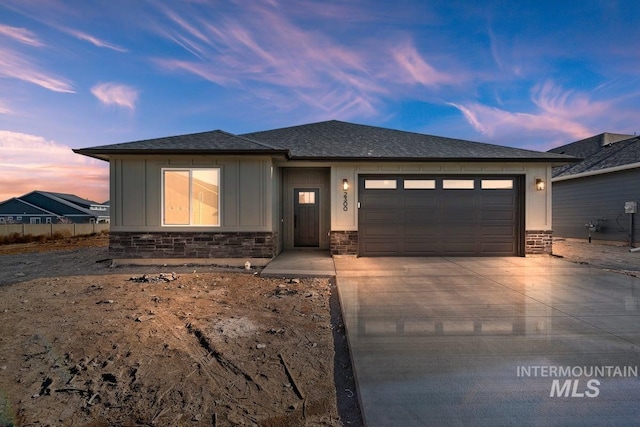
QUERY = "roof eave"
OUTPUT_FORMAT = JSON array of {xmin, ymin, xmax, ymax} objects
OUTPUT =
[
  {"xmin": 73, "ymin": 148, "xmax": 291, "ymax": 161},
  {"xmin": 287, "ymin": 156, "xmax": 581, "ymax": 163}
]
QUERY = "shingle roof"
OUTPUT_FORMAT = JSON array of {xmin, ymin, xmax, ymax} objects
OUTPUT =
[
  {"xmin": 20, "ymin": 191, "xmax": 95, "ymax": 217},
  {"xmin": 43, "ymin": 191, "xmax": 101, "ymax": 207},
  {"xmin": 75, "ymin": 120, "xmax": 578, "ymax": 163},
  {"xmin": 549, "ymin": 133, "xmax": 640, "ymax": 178},
  {"xmin": 0, "ymin": 198, "xmax": 57, "ymax": 216},
  {"xmin": 242, "ymin": 120, "xmax": 575, "ymax": 162},
  {"xmin": 74, "ymin": 130, "xmax": 286, "ymax": 160}
]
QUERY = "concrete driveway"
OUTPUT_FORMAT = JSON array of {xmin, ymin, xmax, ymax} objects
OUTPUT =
[{"xmin": 334, "ymin": 257, "xmax": 640, "ymax": 426}]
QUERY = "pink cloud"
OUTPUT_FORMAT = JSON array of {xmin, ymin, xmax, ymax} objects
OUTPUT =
[
  {"xmin": 0, "ymin": 99, "xmax": 13, "ymax": 115},
  {"xmin": 91, "ymin": 82, "xmax": 139, "ymax": 110},
  {"xmin": 0, "ymin": 46, "xmax": 74, "ymax": 93},
  {"xmin": 391, "ymin": 40, "xmax": 458, "ymax": 87},
  {"xmin": 448, "ymin": 81, "xmax": 617, "ymax": 148},
  {"xmin": 0, "ymin": 130, "xmax": 108, "ymax": 202},
  {"xmin": 62, "ymin": 27, "xmax": 128, "ymax": 52},
  {"xmin": 153, "ymin": 8, "xmax": 383, "ymax": 115},
  {"xmin": 149, "ymin": 2, "xmax": 453, "ymax": 118},
  {"xmin": 0, "ymin": 24, "xmax": 43, "ymax": 46}
]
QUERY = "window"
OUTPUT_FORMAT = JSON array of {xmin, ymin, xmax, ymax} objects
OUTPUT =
[
  {"xmin": 481, "ymin": 179, "xmax": 513, "ymax": 190},
  {"xmin": 46, "ymin": 217, "xmax": 52, "ymax": 224},
  {"xmin": 16, "ymin": 216, "xmax": 22, "ymax": 221},
  {"xmin": 404, "ymin": 179, "xmax": 436, "ymax": 189},
  {"xmin": 443, "ymin": 179, "xmax": 475, "ymax": 189},
  {"xmin": 30, "ymin": 218, "xmax": 41, "ymax": 224},
  {"xmin": 298, "ymin": 192, "xmax": 316, "ymax": 204},
  {"xmin": 163, "ymin": 168, "xmax": 220, "ymax": 226},
  {"xmin": 365, "ymin": 179, "xmax": 397, "ymax": 189},
  {"xmin": 0, "ymin": 218, "xmax": 5, "ymax": 224}
]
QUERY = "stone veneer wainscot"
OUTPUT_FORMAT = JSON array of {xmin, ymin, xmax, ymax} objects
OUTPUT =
[{"xmin": 109, "ymin": 231, "xmax": 277, "ymax": 259}]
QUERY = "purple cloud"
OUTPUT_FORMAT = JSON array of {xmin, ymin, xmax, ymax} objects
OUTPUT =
[{"xmin": 91, "ymin": 82, "xmax": 139, "ymax": 110}]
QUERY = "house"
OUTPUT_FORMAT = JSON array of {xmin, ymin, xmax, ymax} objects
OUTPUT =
[
  {"xmin": 0, "ymin": 191, "xmax": 110, "ymax": 224},
  {"xmin": 548, "ymin": 133, "xmax": 640, "ymax": 245},
  {"xmin": 0, "ymin": 197, "xmax": 58, "ymax": 225},
  {"xmin": 73, "ymin": 120, "xmax": 576, "ymax": 263}
]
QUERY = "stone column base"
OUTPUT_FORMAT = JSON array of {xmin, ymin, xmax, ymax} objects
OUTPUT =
[
  {"xmin": 525, "ymin": 230, "xmax": 552, "ymax": 254},
  {"xmin": 330, "ymin": 231, "xmax": 358, "ymax": 256}
]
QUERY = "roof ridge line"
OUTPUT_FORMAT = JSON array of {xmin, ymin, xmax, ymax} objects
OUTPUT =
[{"xmin": 215, "ymin": 129, "xmax": 286, "ymax": 151}]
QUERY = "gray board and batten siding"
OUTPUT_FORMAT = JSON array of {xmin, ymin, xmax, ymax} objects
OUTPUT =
[{"xmin": 552, "ymin": 168, "xmax": 639, "ymax": 244}]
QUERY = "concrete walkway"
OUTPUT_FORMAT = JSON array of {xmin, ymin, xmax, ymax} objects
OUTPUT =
[
  {"xmin": 260, "ymin": 250, "xmax": 336, "ymax": 278},
  {"xmin": 335, "ymin": 256, "xmax": 640, "ymax": 426}
]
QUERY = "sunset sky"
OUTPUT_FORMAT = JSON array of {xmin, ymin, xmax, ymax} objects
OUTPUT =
[{"xmin": 1, "ymin": 0, "xmax": 638, "ymax": 203}]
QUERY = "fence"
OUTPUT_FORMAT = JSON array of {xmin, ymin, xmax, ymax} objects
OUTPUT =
[{"xmin": 0, "ymin": 223, "xmax": 110, "ymax": 238}]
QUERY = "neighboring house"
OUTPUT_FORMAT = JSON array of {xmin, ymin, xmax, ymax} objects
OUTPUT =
[
  {"xmin": 0, "ymin": 197, "xmax": 58, "ymax": 224},
  {"xmin": 0, "ymin": 191, "xmax": 110, "ymax": 224},
  {"xmin": 74, "ymin": 120, "xmax": 576, "ymax": 262},
  {"xmin": 548, "ymin": 133, "xmax": 640, "ymax": 245}
]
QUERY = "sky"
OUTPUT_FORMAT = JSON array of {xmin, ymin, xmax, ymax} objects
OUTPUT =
[{"xmin": 1, "ymin": 0, "xmax": 639, "ymax": 203}]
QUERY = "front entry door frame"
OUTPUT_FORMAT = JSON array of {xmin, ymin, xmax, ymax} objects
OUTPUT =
[
  {"xmin": 282, "ymin": 167, "xmax": 330, "ymax": 250},
  {"xmin": 293, "ymin": 188, "xmax": 320, "ymax": 247}
]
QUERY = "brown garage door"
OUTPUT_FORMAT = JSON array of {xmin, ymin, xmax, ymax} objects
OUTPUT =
[{"xmin": 358, "ymin": 175, "xmax": 523, "ymax": 256}]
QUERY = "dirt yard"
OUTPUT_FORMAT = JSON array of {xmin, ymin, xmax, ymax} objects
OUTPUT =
[
  {"xmin": 2, "ymin": 235, "xmax": 639, "ymax": 426},
  {"xmin": 0, "ymin": 236, "xmax": 362, "ymax": 426}
]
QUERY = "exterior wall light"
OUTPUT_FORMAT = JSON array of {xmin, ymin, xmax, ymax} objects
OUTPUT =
[
  {"xmin": 535, "ymin": 178, "xmax": 545, "ymax": 191},
  {"xmin": 342, "ymin": 179, "xmax": 349, "ymax": 211}
]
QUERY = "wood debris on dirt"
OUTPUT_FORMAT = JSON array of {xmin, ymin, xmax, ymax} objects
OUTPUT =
[{"xmin": 0, "ymin": 270, "xmax": 341, "ymax": 426}]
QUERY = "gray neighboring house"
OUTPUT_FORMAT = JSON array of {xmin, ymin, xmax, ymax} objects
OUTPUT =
[
  {"xmin": 0, "ymin": 191, "xmax": 110, "ymax": 224},
  {"xmin": 74, "ymin": 120, "xmax": 576, "ymax": 263},
  {"xmin": 548, "ymin": 133, "xmax": 640, "ymax": 245},
  {"xmin": 0, "ymin": 197, "xmax": 58, "ymax": 224}
]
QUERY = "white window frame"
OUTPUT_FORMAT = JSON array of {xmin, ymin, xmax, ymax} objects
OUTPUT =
[
  {"xmin": 162, "ymin": 168, "xmax": 221, "ymax": 227},
  {"xmin": 364, "ymin": 179, "xmax": 397, "ymax": 189},
  {"xmin": 404, "ymin": 179, "xmax": 436, "ymax": 190},
  {"xmin": 442, "ymin": 179, "xmax": 475, "ymax": 190},
  {"xmin": 481, "ymin": 179, "xmax": 514, "ymax": 190}
]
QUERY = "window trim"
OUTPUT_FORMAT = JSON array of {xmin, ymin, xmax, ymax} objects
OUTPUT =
[
  {"xmin": 404, "ymin": 179, "xmax": 436, "ymax": 190},
  {"xmin": 442, "ymin": 179, "xmax": 475, "ymax": 190},
  {"xmin": 364, "ymin": 179, "xmax": 397, "ymax": 189},
  {"xmin": 481, "ymin": 179, "xmax": 514, "ymax": 190},
  {"xmin": 161, "ymin": 167, "xmax": 221, "ymax": 227}
]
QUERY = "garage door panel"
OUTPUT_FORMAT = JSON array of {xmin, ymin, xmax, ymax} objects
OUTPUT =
[
  {"xmin": 480, "ymin": 242, "xmax": 517, "ymax": 254},
  {"xmin": 442, "ymin": 226, "xmax": 476, "ymax": 238},
  {"xmin": 403, "ymin": 224, "xmax": 438, "ymax": 238},
  {"xmin": 404, "ymin": 210, "xmax": 437, "ymax": 222},
  {"xmin": 440, "ymin": 210, "xmax": 476, "ymax": 222},
  {"xmin": 362, "ymin": 210, "xmax": 402, "ymax": 222},
  {"xmin": 404, "ymin": 195, "xmax": 438, "ymax": 208},
  {"xmin": 479, "ymin": 210, "xmax": 515, "ymax": 221},
  {"xmin": 362, "ymin": 194, "xmax": 401, "ymax": 208},
  {"xmin": 480, "ymin": 226, "xmax": 516, "ymax": 238},
  {"xmin": 359, "ymin": 175, "xmax": 521, "ymax": 256},
  {"xmin": 360, "ymin": 224, "xmax": 401, "ymax": 237}
]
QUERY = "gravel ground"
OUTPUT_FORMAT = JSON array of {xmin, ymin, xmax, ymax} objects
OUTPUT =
[{"xmin": 552, "ymin": 238, "xmax": 640, "ymax": 275}]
